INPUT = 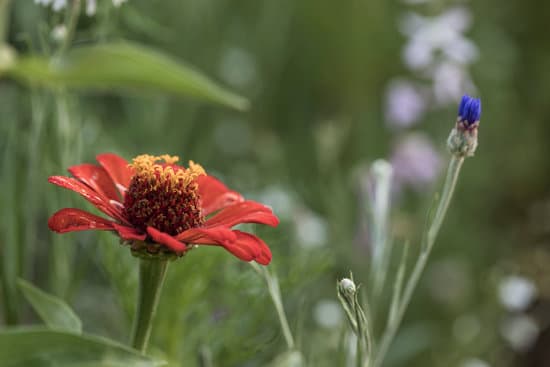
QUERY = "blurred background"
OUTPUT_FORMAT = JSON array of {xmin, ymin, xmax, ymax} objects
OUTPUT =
[{"xmin": 1, "ymin": 0, "xmax": 550, "ymax": 366}]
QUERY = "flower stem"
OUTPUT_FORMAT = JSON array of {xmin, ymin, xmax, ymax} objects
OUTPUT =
[
  {"xmin": 373, "ymin": 155, "xmax": 464, "ymax": 367},
  {"xmin": 0, "ymin": 0, "xmax": 12, "ymax": 44},
  {"xmin": 130, "ymin": 258, "xmax": 169, "ymax": 354},
  {"xmin": 57, "ymin": 0, "xmax": 81, "ymax": 56},
  {"xmin": 356, "ymin": 333, "xmax": 364, "ymax": 367},
  {"xmin": 251, "ymin": 263, "xmax": 295, "ymax": 349}
]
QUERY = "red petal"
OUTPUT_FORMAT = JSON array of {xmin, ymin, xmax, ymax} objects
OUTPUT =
[
  {"xmin": 96, "ymin": 153, "xmax": 134, "ymax": 197},
  {"xmin": 197, "ymin": 175, "xmax": 244, "ymax": 216},
  {"xmin": 48, "ymin": 208, "xmax": 114, "ymax": 233},
  {"xmin": 68, "ymin": 163, "xmax": 120, "ymax": 201},
  {"xmin": 146, "ymin": 227, "xmax": 187, "ymax": 252},
  {"xmin": 233, "ymin": 230, "xmax": 272, "ymax": 265},
  {"xmin": 113, "ymin": 223, "xmax": 146, "ymax": 241},
  {"xmin": 48, "ymin": 176, "xmax": 129, "ymax": 224},
  {"xmin": 175, "ymin": 226, "xmax": 237, "ymax": 244},
  {"xmin": 177, "ymin": 227, "xmax": 262, "ymax": 263},
  {"xmin": 214, "ymin": 240, "xmax": 258, "ymax": 262},
  {"xmin": 204, "ymin": 200, "xmax": 279, "ymax": 228}
]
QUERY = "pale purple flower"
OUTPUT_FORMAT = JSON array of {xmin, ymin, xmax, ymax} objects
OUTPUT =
[
  {"xmin": 385, "ymin": 80, "xmax": 427, "ymax": 128},
  {"xmin": 391, "ymin": 133, "xmax": 442, "ymax": 191},
  {"xmin": 432, "ymin": 62, "xmax": 476, "ymax": 105},
  {"xmin": 34, "ymin": 0, "xmax": 128, "ymax": 15},
  {"xmin": 34, "ymin": 0, "xmax": 67, "ymax": 10},
  {"xmin": 400, "ymin": 7, "xmax": 478, "ymax": 70}
]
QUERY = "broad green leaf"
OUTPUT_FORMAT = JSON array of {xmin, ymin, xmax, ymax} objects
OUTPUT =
[
  {"xmin": 0, "ymin": 328, "xmax": 164, "ymax": 367},
  {"xmin": 17, "ymin": 278, "xmax": 82, "ymax": 333},
  {"xmin": 8, "ymin": 42, "xmax": 249, "ymax": 111}
]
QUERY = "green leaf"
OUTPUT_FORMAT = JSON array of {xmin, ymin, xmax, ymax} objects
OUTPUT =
[
  {"xmin": 0, "ymin": 327, "xmax": 164, "ymax": 367},
  {"xmin": 8, "ymin": 42, "xmax": 249, "ymax": 111},
  {"xmin": 17, "ymin": 278, "xmax": 82, "ymax": 333}
]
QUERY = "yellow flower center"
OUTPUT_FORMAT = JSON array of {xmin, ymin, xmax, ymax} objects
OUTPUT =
[{"xmin": 123, "ymin": 154, "xmax": 206, "ymax": 236}]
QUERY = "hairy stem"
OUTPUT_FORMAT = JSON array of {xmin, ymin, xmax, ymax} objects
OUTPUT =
[
  {"xmin": 131, "ymin": 258, "xmax": 169, "ymax": 354},
  {"xmin": 251, "ymin": 263, "xmax": 295, "ymax": 349},
  {"xmin": 373, "ymin": 155, "xmax": 464, "ymax": 367}
]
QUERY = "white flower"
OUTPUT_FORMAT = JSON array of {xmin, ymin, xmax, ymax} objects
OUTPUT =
[
  {"xmin": 500, "ymin": 315, "xmax": 539, "ymax": 351},
  {"xmin": 52, "ymin": 0, "xmax": 67, "ymax": 11},
  {"xmin": 112, "ymin": 0, "xmax": 128, "ymax": 6},
  {"xmin": 461, "ymin": 358, "xmax": 491, "ymax": 367},
  {"xmin": 86, "ymin": 0, "xmax": 97, "ymax": 16},
  {"xmin": 498, "ymin": 275, "xmax": 537, "ymax": 312},
  {"xmin": 313, "ymin": 300, "xmax": 343, "ymax": 329},
  {"xmin": 51, "ymin": 24, "xmax": 67, "ymax": 42}
]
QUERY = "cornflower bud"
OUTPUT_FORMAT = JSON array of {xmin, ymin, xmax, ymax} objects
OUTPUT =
[
  {"xmin": 337, "ymin": 276, "xmax": 366, "ymax": 335},
  {"xmin": 339, "ymin": 278, "xmax": 357, "ymax": 298},
  {"xmin": 447, "ymin": 94, "xmax": 482, "ymax": 157}
]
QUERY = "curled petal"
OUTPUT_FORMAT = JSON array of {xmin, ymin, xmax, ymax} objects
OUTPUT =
[
  {"xmin": 68, "ymin": 163, "xmax": 120, "ymax": 201},
  {"xmin": 96, "ymin": 153, "xmax": 134, "ymax": 197},
  {"xmin": 212, "ymin": 240, "xmax": 259, "ymax": 262},
  {"xmin": 175, "ymin": 226, "xmax": 237, "ymax": 245},
  {"xmin": 113, "ymin": 223, "xmax": 146, "ymax": 241},
  {"xmin": 48, "ymin": 208, "xmax": 114, "ymax": 233},
  {"xmin": 177, "ymin": 227, "xmax": 263, "ymax": 263},
  {"xmin": 197, "ymin": 175, "xmax": 244, "ymax": 216},
  {"xmin": 147, "ymin": 227, "xmax": 187, "ymax": 252},
  {"xmin": 48, "ymin": 176, "xmax": 129, "ymax": 225},
  {"xmin": 233, "ymin": 230, "xmax": 272, "ymax": 265},
  {"xmin": 204, "ymin": 200, "xmax": 279, "ymax": 228}
]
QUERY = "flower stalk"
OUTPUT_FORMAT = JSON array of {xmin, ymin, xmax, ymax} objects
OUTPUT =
[
  {"xmin": 57, "ymin": 0, "xmax": 81, "ymax": 56},
  {"xmin": 372, "ymin": 94, "xmax": 480, "ymax": 367},
  {"xmin": 373, "ymin": 155, "xmax": 464, "ymax": 367},
  {"xmin": 338, "ymin": 277, "xmax": 373, "ymax": 367},
  {"xmin": 130, "ymin": 256, "xmax": 169, "ymax": 354},
  {"xmin": 251, "ymin": 262, "xmax": 295, "ymax": 350},
  {"xmin": 0, "ymin": 0, "xmax": 11, "ymax": 44}
]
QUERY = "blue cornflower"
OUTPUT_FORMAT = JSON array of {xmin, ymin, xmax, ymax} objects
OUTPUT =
[
  {"xmin": 448, "ymin": 94, "xmax": 482, "ymax": 157},
  {"xmin": 457, "ymin": 95, "xmax": 481, "ymax": 126}
]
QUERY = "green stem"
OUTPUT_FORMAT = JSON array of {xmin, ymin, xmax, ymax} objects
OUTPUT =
[
  {"xmin": 1, "ymin": 117, "xmax": 19, "ymax": 325},
  {"xmin": 130, "ymin": 258, "xmax": 169, "ymax": 354},
  {"xmin": 373, "ymin": 156, "xmax": 464, "ymax": 367},
  {"xmin": 56, "ymin": 0, "xmax": 81, "ymax": 56},
  {"xmin": 0, "ymin": 0, "xmax": 12, "ymax": 43},
  {"xmin": 251, "ymin": 263, "xmax": 295, "ymax": 349},
  {"xmin": 356, "ymin": 333, "xmax": 364, "ymax": 367}
]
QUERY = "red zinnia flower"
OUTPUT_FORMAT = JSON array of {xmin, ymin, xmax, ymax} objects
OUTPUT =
[{"xmin": 48, "ymin": 153, "xmax": 278, "ymax": 265}]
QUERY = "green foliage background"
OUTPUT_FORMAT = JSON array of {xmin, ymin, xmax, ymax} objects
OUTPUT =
[{"xmin": 1, "ymin": 0, "xmax": 550, "ymax": 366}]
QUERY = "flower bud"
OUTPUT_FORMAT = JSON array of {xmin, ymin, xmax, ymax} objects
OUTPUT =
[
  {"xmin": 447, "ymin": 94, "xmax": 482, "ymax": 157},
  {"xmin": 338, "ymin": 278, "xmax": 357, "ymax": 298}
]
